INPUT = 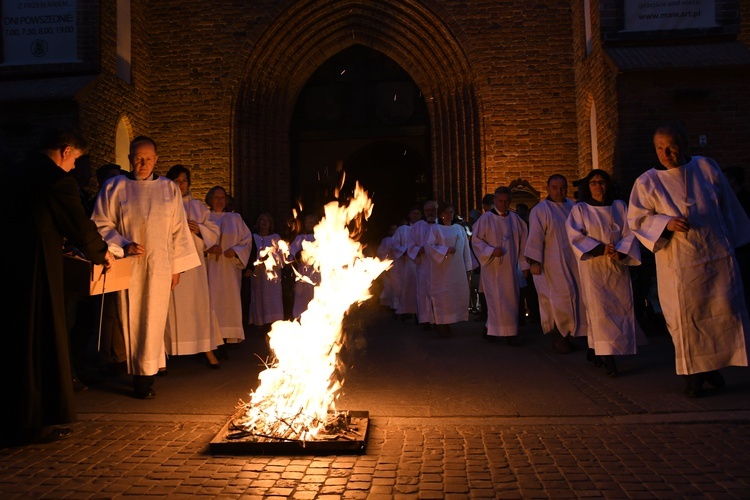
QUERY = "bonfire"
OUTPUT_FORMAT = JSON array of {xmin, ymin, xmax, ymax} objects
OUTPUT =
[{"xmin": 228, "ymin": 182, "xmax": 391, "ymax": 443}]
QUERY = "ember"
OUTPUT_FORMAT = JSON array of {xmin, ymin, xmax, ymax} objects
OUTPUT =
[{"xmin": 211, "ymin": 181, "xmax": 389, "ymax": 454}]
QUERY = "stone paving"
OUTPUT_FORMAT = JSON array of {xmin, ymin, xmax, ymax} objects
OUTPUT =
[{"xmin": 1, "ymin": 305, "xmax": 749, "ymax": 499}]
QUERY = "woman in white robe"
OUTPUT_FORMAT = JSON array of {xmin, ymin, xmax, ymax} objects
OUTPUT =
[
  {"xmin": 628, "ymin": 123, "xmax": 750, "ymax": 397},
  {"xmin": 566, "ymin": 169, "xmax": 641, "ymax": 377},
  {"xmin": 247, "ymin": 213, "xmax": 286, "ymax": 328},
  {"xmin": 164, "ymin": 166, "xmax": 223, "ymax": 368},
  {"xmin": 425, "ymin": 202, "xmax": 475, "ymax": 337},
  {"xmin": 205, "ymin": 186, "xmax": 253, "ymax": 344}
]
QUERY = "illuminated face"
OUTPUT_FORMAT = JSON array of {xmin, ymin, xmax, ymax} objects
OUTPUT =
[
  {"xmin": 440, "ymin": 207, "xmax": 455, "ymax": 225},
  {"xmin": 129, "ymin": 141, "xmax": 158, "ymax": 180},
  {"xmin": 209, "ymin": 189, "xmax": 227, "ymax": 212},
  {"xmin": 494, "ymin": 193, "xmax": 511, "ymax": 215},
  {"xmin": 424, "ymin": 203, "xmax": 438, "ymax": 221},
  {"xmin": 60, "ymin": 146, "xmax": 84, "ymax": 173},
  {"xmin": 653, "ymin": 131, "xmax": 687, "ymax": 169},
  {"xmin": 173, "ymin": 172, "xmax": 189, "ymax": 196},
  {"xmin": 547, "ymin": 178, "xmax": 567, "ymax": 203},
  {"xmin": 408, "ymin": 208, "xmax": 422, "ymax": 223},
  {"xmin": 257, "ymin": 215, "xmax": 272, "ymax": 233},
  {"xmin": 588, "ymin": 175, "xmax": 607, "ymax": 201}
]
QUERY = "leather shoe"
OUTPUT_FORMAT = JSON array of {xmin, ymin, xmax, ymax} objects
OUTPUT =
[
  {"xmin": 704, "ymin": 370, "xmax": 726, "ymax": 388},
  {"xmin": 36, "ymin": 427, "xmax": 73, "ymax": 443},
  {"xmin": 133, "ymin": 388, "xmax": 156, "ymax": 399}
]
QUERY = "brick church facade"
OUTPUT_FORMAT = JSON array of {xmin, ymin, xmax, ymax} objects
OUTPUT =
[{"xmin": 1, "ymin": 0, "xmax": 749, "ymax": 242}]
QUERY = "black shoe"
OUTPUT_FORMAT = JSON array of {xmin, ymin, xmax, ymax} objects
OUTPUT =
[
  {"xmin": 35, "ymin": 426, "xmax": 73, "ymax": 444},
  {"xmin": 133, "ymin": 388, "xmax": 156, "ymax": 400},
  {"xmin": 704, "ymin": 370, "xmax": 726, "ymax": 388},
  {"xmin": 72, "ymin": 376, "xmax": 88, "ymax": 392},
  {"xmin": 683, "ymin": 374, "xmax": 705, "ymax": 398},
  {"xmin": 133, "ymin": 375, "xmax": 156, "ymax": 399},
  {"xmin": 551, "ymin": 331, "xmax": 570, "ymax": 354},
  {"xmin": 216, "ymin": 344, "xmax": 229, "ymax": 360},
  {"xmin": 603, "ymin": 356, "xmax": 618, "ymax": 377}
]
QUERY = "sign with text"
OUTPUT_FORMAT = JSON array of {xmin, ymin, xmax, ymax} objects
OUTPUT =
[
  {"xmin": 1, "ymin": 0, "xmax": 78, "ymax": 66},
  {"xmin": 623, "ymin": 0, "xmax": 717, "ymax": 32}
]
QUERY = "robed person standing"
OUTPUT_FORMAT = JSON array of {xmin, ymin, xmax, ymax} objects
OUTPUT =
[
  {"xmin": 567, "ymin": 169, "xmax": 641, "ymax": 377},
  {"xmin": 471, "ymin": 187, "xmax": 529, "ymax": 345},
  {"xmin": 628, "ymin": 123, "xmax": 750, "ymax": 397},
  {"xmin": 409, "ymin": 200, "xmax": 438, "ymax": 327},
  {"xmin": 164, "ymin": 165, "xmax": 223, "ymax": 368},
  {"xmin": 205, "ymin": 185, "xmax": 253, "ymax": 344},
  {"xmin": 425, "ymin": 202, "xmax": 475, "ymax": 337},
  {"xmin": 91, "ymin": 136, "xmax": 200, "ymax": 399},
  {"xmin": 391, "ymin": 207, "xmax": 421, "ymax": 319},
  {"xmin": 525, "ymin": 174, "xmax": 589, "ymax": 353},
  {"xmin": 3, "ymin": 127, "xmax": 114, "ymax": 446}
]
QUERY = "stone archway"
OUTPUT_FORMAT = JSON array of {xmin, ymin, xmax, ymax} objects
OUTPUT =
[{"xmin": 233, "ymin": 0, "xmax": 482, "ymax": 226}]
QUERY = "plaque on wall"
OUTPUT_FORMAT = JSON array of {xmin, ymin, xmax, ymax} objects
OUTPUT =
[{"xmin": 1, "ymin": 0, "xmax": 79, "ymax": 66}]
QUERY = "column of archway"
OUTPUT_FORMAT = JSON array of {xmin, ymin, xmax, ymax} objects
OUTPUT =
[{"xmin": 231, "ymin": 0, "xmax": 485, "ymax": 224}]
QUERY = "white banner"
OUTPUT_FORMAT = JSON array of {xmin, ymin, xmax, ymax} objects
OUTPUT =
[
  {"xmin": 2, "ymin": 0, "xmax": 78, "ymax": 66},
  {"xmin": 623, "ymin": 0, "xmax": 717, "ymax": 32}
]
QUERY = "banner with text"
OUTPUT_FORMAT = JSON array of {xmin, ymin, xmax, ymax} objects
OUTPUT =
[
  {"xmin": 2, "ymin": 0, "xmax": 78, "ymax": 66},
  {"xmin": 623, "ymin": 0, "xmax": 717, "ymax": 32}
]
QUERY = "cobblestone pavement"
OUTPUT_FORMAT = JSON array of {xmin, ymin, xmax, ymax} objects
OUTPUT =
[{"xmin": 1, "ymin": 305, "xmax": 749, "ymax": 499}]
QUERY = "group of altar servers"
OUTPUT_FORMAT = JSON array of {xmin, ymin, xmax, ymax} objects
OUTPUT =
[
  {"xmin": 378, "ymin": 123, "xmax": 750, "ymax": 396},
  {"xmin": 90, "ymin": 136, "xmax": 319, "ymax": 399}
]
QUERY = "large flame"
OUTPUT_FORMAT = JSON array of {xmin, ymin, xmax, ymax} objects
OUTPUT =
[{"xmin": 234, "ymin": 183, "xmax": 391, "ymax": 442}]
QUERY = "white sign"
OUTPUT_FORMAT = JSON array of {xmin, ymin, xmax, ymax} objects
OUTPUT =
[
  {"xmin": 623, "ymin": 0, "xmax": 717, "ymax": 32},
  {"xmin": 2, "ymin": 0, "xmax": 78, "ymax": 66}
]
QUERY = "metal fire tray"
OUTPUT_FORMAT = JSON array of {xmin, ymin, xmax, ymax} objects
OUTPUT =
[{"xmin": 209, "ymin": 410, "xmax": 369, "ymax": 455}]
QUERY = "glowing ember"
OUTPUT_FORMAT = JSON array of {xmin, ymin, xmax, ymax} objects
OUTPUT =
[{"xmin": 232, "ymin": 182, "xmax": 391, "ymax": 442}]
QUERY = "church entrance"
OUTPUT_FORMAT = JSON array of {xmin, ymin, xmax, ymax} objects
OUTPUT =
[{"xmin": 290, "ymin": 45, "xmax": 431, "ymax": 250}]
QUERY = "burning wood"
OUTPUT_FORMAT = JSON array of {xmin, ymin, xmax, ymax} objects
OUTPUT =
[{"xmin": 213, "ymin": 182, "xmax": 390, "ymax": 451}]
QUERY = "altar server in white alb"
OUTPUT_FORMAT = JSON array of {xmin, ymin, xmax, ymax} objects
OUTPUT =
[
  {"xmin": 525, "ymin": 174, "xmax": 588, "ymax": 354},
  {"xmin": 247, "ymin": 212, "xmax": 286, "ymax": 328},
  {"xmin": 425, "ymin": 201, "xmax": 475, "ymax": 337},
  {"xmin": 409, "ymin": 200, "xmax": 439, "ymax": 328},
  {"xmin": 164, "ymin": 165, "xmax": 223, "ymax": 369},
  {"xmin": 391, "ymin": 207, "xmax": 421, "ymax": 320},
  {"xmin": 92, "ymin": 136, "xmax": 200, "ymax": 400},
  {"xmin": 471, "ymin": 187, "xmax": 529, "ymax": 346},
  {"xmin": 204, "ymin": 185, "xmax": 253, "ymax": 345},
  {"xmin": 628, "ymin": 122, "xmax": 750, "ymax": 398},
  {"xmin": 566, "ymin": 169, "xmax": 641, "ymax": 377}
]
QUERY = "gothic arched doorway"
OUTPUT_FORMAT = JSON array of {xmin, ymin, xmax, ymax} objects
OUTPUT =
[{"xmin": 290, "ymin": 45, "xmax": 431, "ymax": 248}]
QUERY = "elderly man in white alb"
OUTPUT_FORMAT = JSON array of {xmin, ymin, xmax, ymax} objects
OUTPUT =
[
  {"xmin": 472, "ymin": 186, "xmax": 529, "ymax": 346},
  {"xmin": 628, "ymin": 122, "xmax": 750, "ymax": 398},
  {"xmin": 525, "ymin": 174, "xmax": 588, "ymax": 354},
  {"xmin": 92, "ymin": 136, "xmax": 200, "ymax": 399}
]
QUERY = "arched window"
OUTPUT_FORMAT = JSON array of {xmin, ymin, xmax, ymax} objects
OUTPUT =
[{"xmin": 116, "ymin": 116, "xmax": 130, "ymax": 169}]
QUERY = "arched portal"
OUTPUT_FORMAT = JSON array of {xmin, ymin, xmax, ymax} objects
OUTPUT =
[{"xmin": 233, "ymin": 0, "xmax": 482, "ymax": 229}]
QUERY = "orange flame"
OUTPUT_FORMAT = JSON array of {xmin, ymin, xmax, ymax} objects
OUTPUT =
[{"xmin": 235, "ymin": 182, "xmax": 391, "ymax": 441}]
